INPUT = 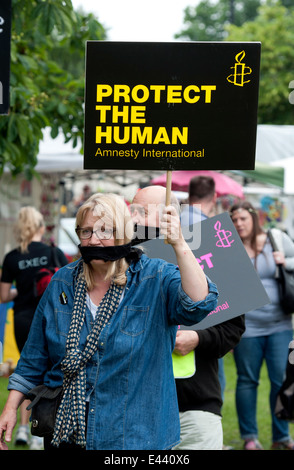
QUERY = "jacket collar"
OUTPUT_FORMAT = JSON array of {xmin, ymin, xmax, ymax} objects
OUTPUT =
[{"xmin": 128, "ymin": 254, "xmax": 145, "ymax": 273}]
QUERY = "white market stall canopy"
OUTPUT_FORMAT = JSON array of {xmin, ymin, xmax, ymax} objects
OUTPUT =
[
  {"xmin": 36, "ymin": 128, "xmax": 164, "ymax": 196},
  {"xmin": 36, "ymin": 127, "xmax": 83, "ymax": 173},
  {"xmin": 256, "ymin": 125, "xmax": 294, "ymax": 195},
  {"xmin": 255, "ymin": 125, "xmax": 294, "ymax": 163},
  {"xmin": 35, "ymin": 125, "xmax": 294, "ymax": 192}
]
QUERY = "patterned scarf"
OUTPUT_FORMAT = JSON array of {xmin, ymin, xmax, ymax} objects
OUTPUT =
[{"xmin": 51, "ymin": 263, "xmax": 123, "ymax": 448}]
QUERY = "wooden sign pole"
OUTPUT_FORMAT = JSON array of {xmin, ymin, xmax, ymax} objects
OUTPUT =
[
  {"xmin": 164, "ymin": 170, "xmax": 172, "ymax": 244},
  {"xmin": 165, "ymin": 170, "xmax": 172, "ymax": 206}
]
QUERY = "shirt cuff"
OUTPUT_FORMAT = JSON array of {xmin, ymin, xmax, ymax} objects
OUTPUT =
[
  {"xmin": 178, "ymin": 277, "xmax": 218, "ymax": 312},
  {"xmin": 8, "ymin": 372, "xmax": 36, "ymax": 396}
]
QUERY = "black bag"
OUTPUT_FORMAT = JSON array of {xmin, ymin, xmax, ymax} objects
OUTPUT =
[
  {"xmin": 33, "ymin": 247, "xmax": 61, "ymax": 299},
  {"xmin": 275, "ymin": 341, "xmax": 294, "ymax": 421},
  {"xmin": 268, "ymin": 229, "xmax": 294, "ymax": 315},
  {"xmin": 26, "ymin": 385, "xmax": 63, "ymax": 437}
]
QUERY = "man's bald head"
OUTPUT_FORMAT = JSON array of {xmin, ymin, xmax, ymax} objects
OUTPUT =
[{"xmin": 131, "ymin": 185, "xmax": 179, "ymax": 227}]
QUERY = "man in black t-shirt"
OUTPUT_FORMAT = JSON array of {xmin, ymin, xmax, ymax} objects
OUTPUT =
[{"xmin": 1, "ymin": 241, "xmax": 68, "ymax": 350}]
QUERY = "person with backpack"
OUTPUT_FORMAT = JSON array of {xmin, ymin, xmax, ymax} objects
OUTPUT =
[{"xmin": 0, "ymin": 206, "xmax": 68, "ymax": 449}]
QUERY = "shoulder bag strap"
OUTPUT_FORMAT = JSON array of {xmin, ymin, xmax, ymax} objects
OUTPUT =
[
  {"xmin": 268, "ymin": 229, "xmax": 278, "ymax": 252},
  {"xmin": 268, "ymin": 229, "xmax": 282, "ymax": 280}
]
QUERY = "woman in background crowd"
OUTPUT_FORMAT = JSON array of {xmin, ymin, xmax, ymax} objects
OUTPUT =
[
  {"xmin": 230, "ymin": 201, "xmax": 294, "ymax": 450},
  {"xmin": 0, "ymin": 206, "xmax": 68, "ymax": 449}
]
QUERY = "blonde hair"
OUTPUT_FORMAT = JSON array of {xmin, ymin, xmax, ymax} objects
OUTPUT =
[
  {"xmin": 76, "ymin": 193, "xmax": 134, "ymax": 288},
  {"xmin": 14, "ymin": 206, "xmax": 44, "ymax": 253}
]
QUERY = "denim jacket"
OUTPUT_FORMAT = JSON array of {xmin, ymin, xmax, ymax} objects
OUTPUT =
[{"xmin": 9, "ymin": 254, "xmax": 218, "ymax": 450}]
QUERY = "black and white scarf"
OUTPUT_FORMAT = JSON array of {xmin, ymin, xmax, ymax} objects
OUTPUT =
[{"xmin": 51, "ymin": 263, "xmax": 123, "ymax": 448}]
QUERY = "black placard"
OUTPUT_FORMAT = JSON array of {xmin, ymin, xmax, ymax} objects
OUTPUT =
[
  {"xmin": 84, "ymin": 41, "xmax": 261, "ymax": 171},
  {"xmin": 0, "ymin": 0, "xmax": 11, "ymax": 115}
]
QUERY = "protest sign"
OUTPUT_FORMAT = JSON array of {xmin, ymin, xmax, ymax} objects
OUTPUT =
[
  {"xmin": 84, "ymin": 41, "xmax": 260, "ymax": 171},
  {"xmin": 0, "ymin": 0, "xmax": 11, "ymax": 115},
  {"xmin": 141, "ymin": 212, "xmax": 269, "ymax": 330}
]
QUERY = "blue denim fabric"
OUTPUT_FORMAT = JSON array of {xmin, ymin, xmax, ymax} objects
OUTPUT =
[
  {"xmin": 9, "ymin": 255, "xmax": 218, "ymax": 450},
  {"xmin": 233, "ymin": 330, "xmax": 293, "ymax": 443}
]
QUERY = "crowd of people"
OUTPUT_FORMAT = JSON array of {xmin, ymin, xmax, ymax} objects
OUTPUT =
[{"xmin": 0, "ymin": 175, "xmax": 293, "ymax": 451}]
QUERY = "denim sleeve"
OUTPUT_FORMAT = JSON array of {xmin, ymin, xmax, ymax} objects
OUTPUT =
[
  {"xmin": 160, "ymin": 262, "xmax": 218, "ymax": 325},
  {"xmin": 176, "ymin": 277, "xmax": 219, "ymax": 325},
  {"xmin": 8, "ymin": 373, "xmax": 36, "ymax": 395}
]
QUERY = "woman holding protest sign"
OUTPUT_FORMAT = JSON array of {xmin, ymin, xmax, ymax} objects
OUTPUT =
[
  {"xmin": 0, "ymin": 193, "xmax": 218, "ymax": 451},
  {"xmin": 230, "ymin": 201, "xmax": 294, "ymax": 450}
]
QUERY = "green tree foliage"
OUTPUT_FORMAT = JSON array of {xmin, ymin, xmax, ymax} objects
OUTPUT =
[
  {"xmin": 0, "ymin": 0, "xmax": 106, "ymax": 177},
  {"xmin": 226, "ymin": 2, "xmax": 294, "ymax": 124},
  {"xmin": 176, "ymin": 0, "xmax": 262, "ymax": 41},
  {"xmin": 176, "ymin": 0, "xmax": 294, "ymax": 41},
  {"xmin": 176, "ymin": 0, "xmax": 294, "ymax": 124}
]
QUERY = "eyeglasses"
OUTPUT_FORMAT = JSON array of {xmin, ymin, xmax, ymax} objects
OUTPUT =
[
  {"xmin": 129, "ymin": 204, "xmax": 148, "ymax": 217},
  {"xmin": 75, "ymin": 226, "xmax": 115, "ymax": 240}
]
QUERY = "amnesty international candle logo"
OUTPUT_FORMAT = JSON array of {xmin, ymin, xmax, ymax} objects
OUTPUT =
[
  {"xmin": 227, "ymin": 51, "xmax": 252, "ymax": 87},
  {"xmin": 84, "ymin": 42, "xmax": 261, "ymax": 171},
  {"xmin": 214, "ymin": 221, "xmax": 234, "ymax": 248}
]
